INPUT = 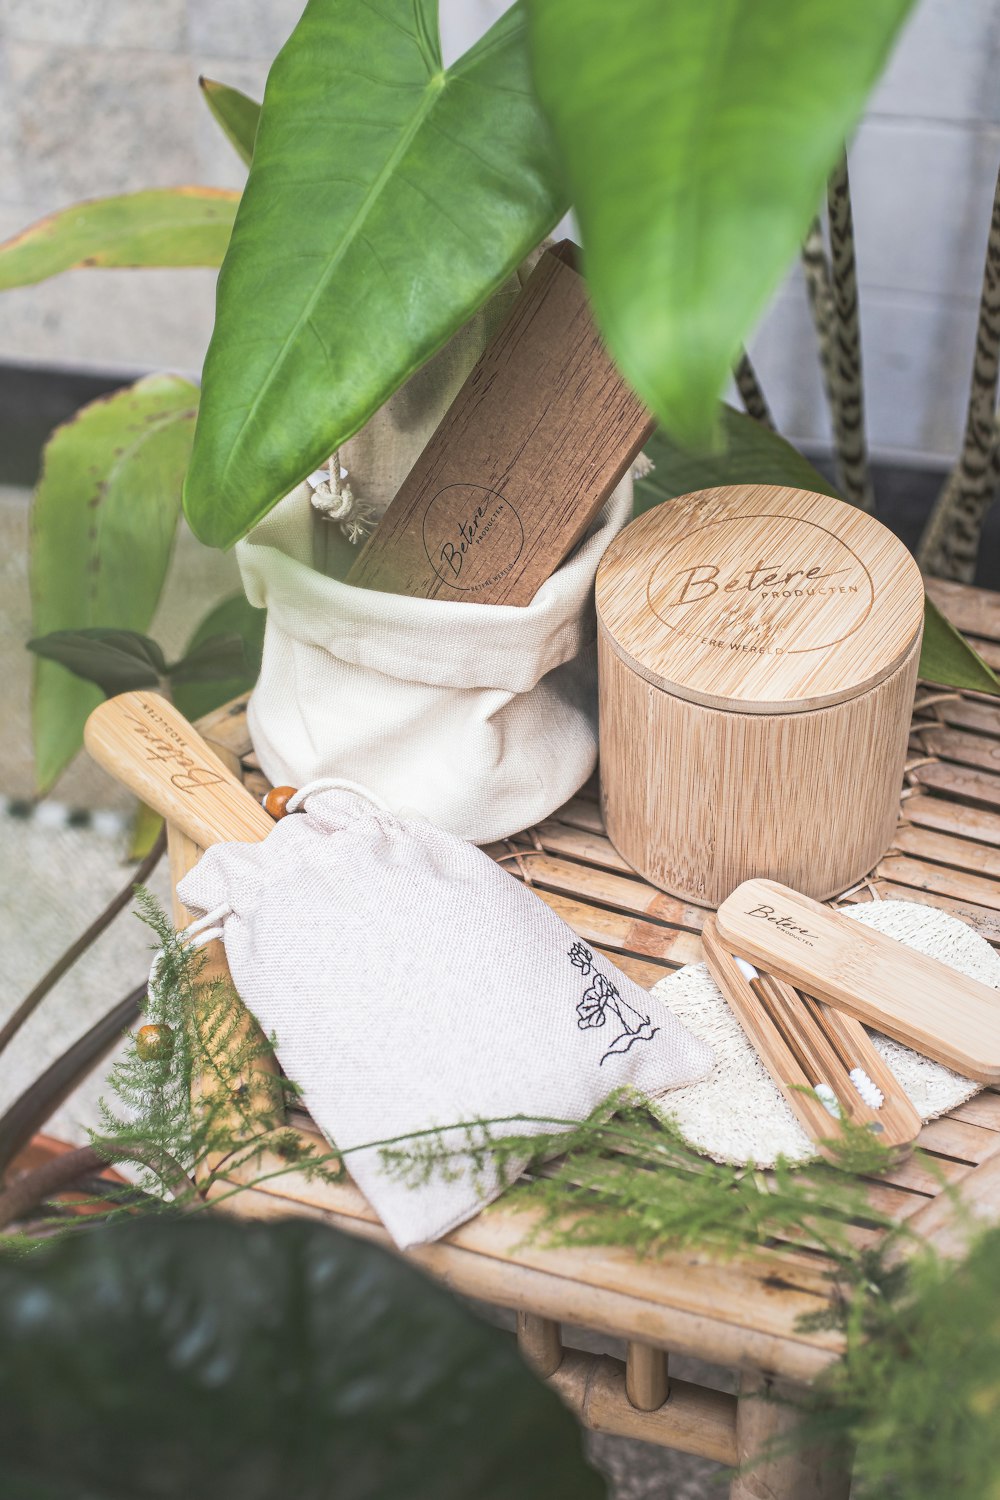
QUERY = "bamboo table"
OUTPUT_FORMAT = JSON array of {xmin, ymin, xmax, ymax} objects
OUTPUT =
[{"xmin": 167, "ymin": 577, "xmax": 1000, "ymax": 1499}]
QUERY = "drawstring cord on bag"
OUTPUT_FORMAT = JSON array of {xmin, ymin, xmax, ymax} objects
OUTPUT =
[
  {"xmin": 148, "ymin": 780, "xmax": 391, "ymax": 993},
  {"xmin": 286, "ymin": 778, "xmax": 393, "ymax": 815},
  {"xmin": 176, "ymin": 903, "xmax": 234, "ymax": 949},
  {"xmin": 147, "ymin": 900, "xmax": 234, "ymax": 999},
  {"xmin": 308, "ymin": 453, "xmax": 377, "ymax": 544}
]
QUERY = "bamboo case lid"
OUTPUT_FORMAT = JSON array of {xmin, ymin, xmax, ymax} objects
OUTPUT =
[{"xmin": 595, "ymin": 485, "xmax": 924, "ymax": 713}]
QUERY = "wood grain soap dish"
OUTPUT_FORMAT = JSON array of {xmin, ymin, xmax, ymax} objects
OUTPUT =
[{"xmin": 698, "ymin": 877, "xmax": 1000, "ymax": 1160}]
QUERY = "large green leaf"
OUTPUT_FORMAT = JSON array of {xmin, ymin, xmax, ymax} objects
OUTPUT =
[
  {"xmin": 30, "ymin": 376, "xmax": 198, "ymax": 791},
  {"xmin": 199, "ymin": 77, "xmax": 261, "ymax": 167},
  {"xmin": 171, "ymin": 593, "xmax": 265, "ymax": 722},
  {"xmin": 185, "ymin": 0, "xmax": 569, "ymax": 549},
  {"xmin": 0, "ymin": 189, "xmax": 239, "ymax": 288},
  {"xmin": 525, "ymin": 0, "xmax": 914, "ymax": 448},
  {"xmin": 919, "ymin": 599, "xmax": 1000, "ymax": 695},
  {"xmin": 637, "ymin": 406, "xmax": 1000, "ymax": 695},
  {"xmin": 635, "ymin": 405, "xmax": 840, "ymax": 514},
  {"xmin": 0, "ymin": 1218, "xmax": 604, "ymax": 1500}
]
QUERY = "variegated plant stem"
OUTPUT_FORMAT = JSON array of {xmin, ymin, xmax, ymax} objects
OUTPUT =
[
  {"xmin": 733, "ymin": 350, "xmax": 774, "ymax": 427},
  {"xmin": 801, "ymin": 214, "xmax": 841, "ymax": 438},
  {"xmin": 918, "ymin": 160, "xmax": 1000, "ymax": 581},
  {"xmin": 826, "ymin": 155, "xmax": 875, "ymax": 512}
]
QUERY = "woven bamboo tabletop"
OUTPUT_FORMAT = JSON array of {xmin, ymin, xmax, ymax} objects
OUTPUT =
[{"xmin": 175, "ymin": 576, "xmax": 1000, "ymax": 1453}]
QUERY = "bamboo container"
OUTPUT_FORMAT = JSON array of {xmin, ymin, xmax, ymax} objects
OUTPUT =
[{"xmin": 595, "ymin": 484, "xmax": 924, "ymax": 907}]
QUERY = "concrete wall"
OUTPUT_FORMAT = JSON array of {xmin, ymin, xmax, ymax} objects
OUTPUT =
[{"xmin": 1, "ymin": 0, "xmax": 998, "ymax": 465}]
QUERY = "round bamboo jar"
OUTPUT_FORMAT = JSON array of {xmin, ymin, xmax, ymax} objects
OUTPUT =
[{"xmin": 595, "ymin": 484, "xmax": 924, "ymax": 907}]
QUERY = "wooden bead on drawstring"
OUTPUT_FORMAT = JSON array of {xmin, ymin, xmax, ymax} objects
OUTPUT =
[
  {"xmin": 262, "ymin": 785, "xmax": 298, "ymax": 820},
  {"xmin": 136, "ymin": 1024, "xmax": 174, "ymax": 1062}
]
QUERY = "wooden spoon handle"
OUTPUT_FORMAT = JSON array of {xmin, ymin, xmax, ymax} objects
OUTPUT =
[{"xmin": 84, "ymin": 691, "xmax": 274, "ymax": 849}]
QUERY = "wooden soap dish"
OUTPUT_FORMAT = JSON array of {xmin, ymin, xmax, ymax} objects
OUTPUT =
[{"xmin": 716, "ymin": 879, "xmax": 1000, "ymax": 1084}]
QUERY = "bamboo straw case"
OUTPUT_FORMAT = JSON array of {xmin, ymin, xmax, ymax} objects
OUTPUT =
[{"xmin": 595, "ymin": 485, "xmax": 924, "ymax": 907}]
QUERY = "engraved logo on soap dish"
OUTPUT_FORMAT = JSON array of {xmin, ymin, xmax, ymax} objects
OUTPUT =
[
  {"xmin": 646, "ymin": 513, "xmax": 874, "ymax": 656},
  {"xmin": 422, "ymin": 483, "xmax": 524, "ymax": 593}
]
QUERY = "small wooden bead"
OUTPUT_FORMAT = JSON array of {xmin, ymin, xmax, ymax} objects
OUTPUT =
[
  {"xmin": 263, "ymin": 785, "xmax": 298, "ymax": 820},
  {"xmin": 136, "ymin": 1023, "xmax": 174, "ymax": 1062}
]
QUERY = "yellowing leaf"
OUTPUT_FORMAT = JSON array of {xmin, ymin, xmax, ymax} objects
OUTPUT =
[{"xmin": 0, "ymin": 188, "xmax": 239, "ymax": 289}]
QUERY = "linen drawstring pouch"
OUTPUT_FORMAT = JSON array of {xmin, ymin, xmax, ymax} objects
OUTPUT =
[
  {"xmin": 235, "ymin": 476, "xmax": 632, "ymax": 845},
  {"xmin": 175, "ymin": 783, "xmax": 715, "ymax": 1250}
]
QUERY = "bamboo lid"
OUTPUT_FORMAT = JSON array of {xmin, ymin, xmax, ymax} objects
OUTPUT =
[{"xmin": 595, "ymin": 485, "xmax": 924, "ymax": 713}]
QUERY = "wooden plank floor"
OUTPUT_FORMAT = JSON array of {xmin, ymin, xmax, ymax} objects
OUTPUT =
[{"xmin": 192, "ymin": 578, "xmax": 1000, "ymax": 1381}]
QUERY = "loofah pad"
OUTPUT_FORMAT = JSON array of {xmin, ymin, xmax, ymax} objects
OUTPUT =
[{"xmin": 648, "ymin": 900, "xmax": 1000, "ymax": 1168}]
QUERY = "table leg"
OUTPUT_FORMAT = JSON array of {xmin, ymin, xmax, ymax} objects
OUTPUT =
[
  {"xmin": 516, "ymin": 1312, "xmax": 563, "ymax": 1378},
  {"xmin": 625, "ymin": 1341, "xmax": 669, "ymax": 1410},
  {"xmin": 730, "ymin": 1374, "xmax": 853, "ymax": 1500}
]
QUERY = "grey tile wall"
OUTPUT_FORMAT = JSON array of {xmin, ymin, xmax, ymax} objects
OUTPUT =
[{"xmin": 0, "ymin": 0, "xmax": 284, "ymax": 378}]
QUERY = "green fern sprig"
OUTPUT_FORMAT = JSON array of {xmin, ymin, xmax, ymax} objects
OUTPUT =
[
  {"xmin": 90, "ymin": 891, "xmax": 343, "ymax": 1213},
  {"xmin": 380, "ymin": 1094, "xmax": 902, "ymax": 1265}
]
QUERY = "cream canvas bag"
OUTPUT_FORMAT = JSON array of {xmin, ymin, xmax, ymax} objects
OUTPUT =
[{"xmin": 236, "ymin": 476, "xmax": 632, "ymax": 843}]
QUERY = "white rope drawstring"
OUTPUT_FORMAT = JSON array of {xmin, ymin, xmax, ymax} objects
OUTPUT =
[
  {"xmin": 179, "ymin": 903, "xmax": 233, "ymax": 946},
  {"xmin": 307, "ymin": 454, "xmax": 376, "ymax": 544},
  {"xmin": 148, "ymin": 901, "xmax": 233, "ymax": 997},
  {"xmin": 147, "ymin": 784, "xmax": 389, "ymax": 999},
  {"xmin": 287, "ymin": 778, "xmax": 393, "ymax": 814}
]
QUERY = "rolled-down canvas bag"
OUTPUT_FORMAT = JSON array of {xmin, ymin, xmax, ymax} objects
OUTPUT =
[
  {"xmin": 237, "ymin": 476, "xmax": 632, "ymax": 844},
  {"xmin": 176, "ymin": 783, "xmax": 714, "ymax": 1249}
]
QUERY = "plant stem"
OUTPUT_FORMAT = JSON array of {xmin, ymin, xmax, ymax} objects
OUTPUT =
[
  {"xmin": 71, "ymin": 1175, "xmax": 160, "ymax": 1209},
  {"xmin": 0, "ymin": 827, "xmax": 165, "ymax": 1058},
  {"xmin": 0, "ymin": 1140, "xmax": 202, "ymax": 1232},
  {"xmin": 826, "ymin": 154, "xmax": 875, "ymax": 512},
  {"xmin": 919, "ymin": 158, "xmax": 1000, "ymax": 579},
  {"xmin": 0, "ymin": 983, "xmax": 145, "ymax": 1176},
  {"xmin": 801, "ymin": 215, "xmax": 841, "ymax": 442},
  {"xmin": 0, "ymin": 1144, "xmax": 105, "ymax": 1231},
  {"xmin": 733, "ymin": 351, "xmax": 774, "ymax": 428}
]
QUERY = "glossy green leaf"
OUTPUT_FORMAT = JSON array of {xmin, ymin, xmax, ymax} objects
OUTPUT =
[
  {"xmin": 920, "ymin": 598, "xmax": 1000, "ymax": 695},
  {"xmin": 199, "ymin": 76, "xmax": 261, "ymax": 167},
  {"xmin": 0, "ymin": 1218, "xmax": 604, "ymax": 1500},
  {"xmin": 171, "ymin": 593, "xmax": 265, "ymax": 723},
  {"xmin": 525, "ymin": 0, "xmax": 914, "ymax": 447},
  {"xmin": 0, "ymin": 189, "xmax": 239, "ymax": 289},
  {"xmin": 637, "ymin": 405, "xmax": 1000, "ymax": 695},
  {"xmin": 30, "ymin": 375, "xmax": 198, "ymax": 792},
  {"xmin": 27, "ymin": 629, "xmax": 166, "ymax": 695},
  {"xmin": 185, "ymin": 0, "xmax": 569, "ymax": 549}
]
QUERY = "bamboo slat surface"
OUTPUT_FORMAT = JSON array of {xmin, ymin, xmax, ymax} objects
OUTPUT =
[{"xmin": 190, "ymin": 579, "xmax": 1000, "ymax": 1388}]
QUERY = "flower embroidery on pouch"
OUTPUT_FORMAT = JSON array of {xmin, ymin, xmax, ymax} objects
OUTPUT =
[
  {"xmin": 566, "ymin": 945, "xmax": 660, "ymax": 1065},
  {"xmin": 568, "ymin": 941, "xmax": 594, "ymax": 975},
  {"xmin": 576, "ymin": 972, "xmax": 613, "ymax": 1028}
]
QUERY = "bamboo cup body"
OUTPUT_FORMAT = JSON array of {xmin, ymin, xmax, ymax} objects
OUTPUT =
[{"xmin": 595, "ymin": 485, "xmax": 925, "ymax": 908}]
